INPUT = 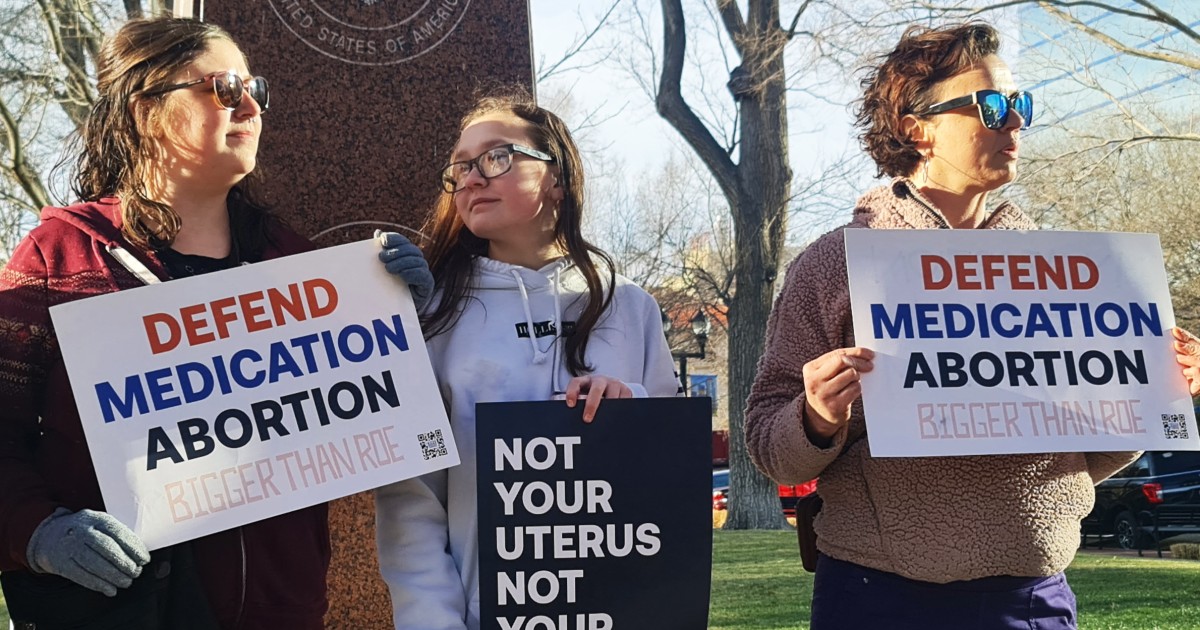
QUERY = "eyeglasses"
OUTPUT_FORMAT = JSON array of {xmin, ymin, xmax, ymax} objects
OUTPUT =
[
  {"xmin": 919, "ymin": 89, "xmax": 1032, "ymax": 130},
  {"xmin": 142, "ymin": 70, "xmax": 269, "ymax": 112},
  {"xmin": 440, "ymin": 144, "xmax": 555, "ymax": 193}
]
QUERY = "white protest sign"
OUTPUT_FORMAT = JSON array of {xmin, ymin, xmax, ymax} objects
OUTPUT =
[
  {"xmin": 846, "ymin": 229, "xmax": 1198, "ymax": 457},
  {"xmin": 51, "ymin": 239, "xmax": 458, "ymax": 549}
]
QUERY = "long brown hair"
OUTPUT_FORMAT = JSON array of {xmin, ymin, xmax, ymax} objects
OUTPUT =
[
  {"xmin": 72, "ymin": 16, "xmax": 272, "ymax": 258},
  {"xmin": 421, "ymin": 87, "xmax": 616, "ymax": 376}
]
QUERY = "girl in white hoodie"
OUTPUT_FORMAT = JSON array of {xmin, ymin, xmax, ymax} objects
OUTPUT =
[{"xmin": 374, "ymin": 88, "xmax": 680, "ymax": 630}]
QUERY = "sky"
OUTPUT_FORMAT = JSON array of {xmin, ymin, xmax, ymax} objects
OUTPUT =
[
  {"xmin": 524, "ymin": 1, "xmax": 1018, "ymax": 243},
  {"xmin": 1017, "ymin": 0, "xmax": 1200, "ymax": 144},
  {"xmin": 526, "ymin": 0, "xmax": 1200, "ymax": 243},
  {"xmin": 526, "ymin": 0, "xmax": 870, "ymax": 175},
  {"xmin": 528, "ymin": 0, "xmax": 688, "ymax": 175},
  {"xmin": 526, "ymin": 0, "xmax": 868, "ymax": 239}
]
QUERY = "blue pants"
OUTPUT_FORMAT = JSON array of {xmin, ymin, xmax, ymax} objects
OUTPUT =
[{"xmin": 810, "ymin": 554, "xmax": 1077, "ymax": 630}]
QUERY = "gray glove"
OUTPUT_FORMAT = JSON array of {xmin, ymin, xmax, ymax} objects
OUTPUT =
[
  {"xmin": 376, "ymin": 230, "xmax": 435, "ymax": 311},
  {"xmin": 27, "ymin": 508, "xmax": 151, "ymax": 597}
]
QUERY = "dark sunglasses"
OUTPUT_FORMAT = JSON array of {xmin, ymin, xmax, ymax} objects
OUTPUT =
[
  {"xmin": 142, "ymin": 69, "xmax": 269, "ymax": 112},
  {"xmin": 919, "ymin": 89, "xmax": 1032, "ymax": 130},
  {"xmin": 440, "ymin": 144, "xmax": 555, "ymax": 193}
]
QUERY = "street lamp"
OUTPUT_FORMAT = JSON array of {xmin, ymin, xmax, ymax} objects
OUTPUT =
[{"xmin": 661, "ymin": 308, "xmax": 710, "ymax": 395}]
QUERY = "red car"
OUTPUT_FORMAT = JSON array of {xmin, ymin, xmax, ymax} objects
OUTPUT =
[
  {"xmin": 712, "ymin": 468, "xmax": 817, "ymax": 515},
  {"xmin": 712, "ymin": 469, "xmax": 730, "ymax": 511},
  {"xmin": 779, "ymin": 479, "xmax": 818, "ymax": 517}
]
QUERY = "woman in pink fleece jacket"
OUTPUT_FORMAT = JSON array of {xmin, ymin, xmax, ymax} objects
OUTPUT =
[{"xmin": 745, "ymin": 22, "xmax": 1200, "ymax": 630}]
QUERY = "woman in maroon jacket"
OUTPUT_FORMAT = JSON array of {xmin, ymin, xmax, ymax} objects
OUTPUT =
[{"xmin": 0, "ymin": 17, "xmax": 328, "ymax": 630}]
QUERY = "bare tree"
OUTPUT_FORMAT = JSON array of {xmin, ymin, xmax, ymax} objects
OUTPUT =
[
  {"xmin": 910, "ymin": 0, "xmax": 1198, "ymax": 66},
  {"xmin": 888, "ymin": 1, "xmax": 1200, "ymax": 156},
  {"xmin": 1016, "ymin": 119, "xmax": 1200, "ymax": 333},
  {"xmin": 535, "ymin": 0, "xmax": 623, "ymax": 84},
  {"xmin": 0, "ymin": 0, "xmax": 150, "ymax": 262},
  {"xmin": 883, "ymin": 1, "xmax": 1200, "ymax": 321},
  {"xmin": 605, "ymin": 0, "xmax": 871, "ymax": 529}
]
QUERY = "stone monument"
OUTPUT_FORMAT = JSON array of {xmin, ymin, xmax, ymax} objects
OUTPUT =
[{"xmin": 202, "ymin": 1, "xmax": 534, "ymax": 626}]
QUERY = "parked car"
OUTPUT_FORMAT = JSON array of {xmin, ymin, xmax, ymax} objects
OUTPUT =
[
  {"xmin": 779, "ymin": 479, "xmax": 819, "ymax": 517},
  {"xmin": 712, "ymin": 430, "xmax": 730, "ymax": 467},
  {"xmin": 1082, "ymin": 450, "xmax": 1200, "ymax": 549},
  {"xmin": 711, "ymin": 467, "xmax": 817, "ymax": 515},
  {"xmin": 712, "ymin": 468, "xmax": 730, "ymax": 511}
]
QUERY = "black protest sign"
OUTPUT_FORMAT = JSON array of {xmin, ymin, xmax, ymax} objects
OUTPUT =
[{"xmin": 476, "ymin": 398, "xmax": 712, "ymax": 630}]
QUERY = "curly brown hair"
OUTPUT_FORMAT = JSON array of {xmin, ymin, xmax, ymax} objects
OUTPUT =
[
  {"xmin": 72, "ymin": 16, "xmax": 272, "ymax": 258},
  {"xmin": 855, "ymin": 22, "xmax": 1001, "ymax": 178}
]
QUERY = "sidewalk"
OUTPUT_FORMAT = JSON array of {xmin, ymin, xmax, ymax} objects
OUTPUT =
[
  {"xmin": 1077, "ymin": 546, "xmax": 1176, "ymax": 559},
  {"xmin": 1077, "ymin": 533, "xmax": 1200, "ymax": 560}
]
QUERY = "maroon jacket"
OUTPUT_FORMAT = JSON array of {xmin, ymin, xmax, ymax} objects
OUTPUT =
[{"xmin": 0, "ymin": 198, "xmax": 330, "ymax": 629}]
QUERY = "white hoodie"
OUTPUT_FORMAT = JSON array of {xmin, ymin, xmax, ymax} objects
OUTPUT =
[{"xmin": 375, "ymin": 257, "xmax": 679, "ymax": 630}]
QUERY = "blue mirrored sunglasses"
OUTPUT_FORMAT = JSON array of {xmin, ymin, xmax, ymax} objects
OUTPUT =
[{"xmin": 920, "ymin": 89, "xmax": 1033, "ymax": 130}]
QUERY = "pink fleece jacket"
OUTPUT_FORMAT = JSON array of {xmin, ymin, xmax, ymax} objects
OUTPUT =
[{"xmin": 745, "ymin": 179, "xmax": 1139, "ymax": 583}]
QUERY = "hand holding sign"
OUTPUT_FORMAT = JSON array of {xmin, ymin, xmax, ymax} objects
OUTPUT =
[
  {"xmin": 846, "ymin": 229, "xmax": 1200, "ymax": 457},
  {"xmin": 50, "ymin": 240, "xmax": 458, "ymax": 550},
  {"xmin": 1172, "ymin": 327, "xmax": 1200, "ymax": 397},
  {"xmin": 477, "ymin": 399, "xmax": 713, "ymax": 630},
  {"xmin": 26, "ymin": 508, "xmax": 150, "ymax": 597},
  {"xmin": 376, "ymin": 231, "xmax": 434, "ymax": 311},
  {"xmin": 563, "ymin": 375, "xmax": 633, "ymax": 423},
  {"xmin": 802, "ymin": 347, "xmax": 875, "ymax": 444}
]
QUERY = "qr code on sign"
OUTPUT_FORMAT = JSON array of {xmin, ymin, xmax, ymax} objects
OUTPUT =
[
  {"xmin": 419, "ymin": 430, "xmax": 448, "ymax": 460},
  {"xmin": 1162, "ymin": 414, "xmax": 1190, "ymax": 440}
]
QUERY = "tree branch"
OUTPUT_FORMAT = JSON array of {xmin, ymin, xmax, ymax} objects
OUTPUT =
[
  {"xmin": 1130, "ymin": 0, "xmax": 1200, "ymax": 43},
  {"xmin": 785, "ymin": 0, "xmax": 813, "ymax": 40},
  {"xmin": 715, "ymin": 0, "xmax": 746, "ymax": 56},
  {"xmin": 37, "ymin": 0, "xmax": 96, "ymax": 127},
  {"xmin": 914, "ymin": 0, "xmax": 1162, "ymax": 22},
  {"xmin": 1038, "ymin": 2, "xmax": 1200, "ymax": 70},
  {"xmin": 537, "ymin": 0, "xmax": 621, "ymax": 83},
  {"xmin": 657, "ymin": 0, "xmax": 739, "ymax": 204},
  {"xmin": 0, "ymin": 97, "xmax": 51, "ymax": 210},
  {"xmin": 78, "ymin": 0, "xmax": 107, "ymax": 61}
]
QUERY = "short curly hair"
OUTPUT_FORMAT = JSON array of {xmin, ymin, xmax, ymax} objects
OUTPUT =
[{"xmin": 855, "ymin": 22, "xmax": 1001, "ymax": 178}]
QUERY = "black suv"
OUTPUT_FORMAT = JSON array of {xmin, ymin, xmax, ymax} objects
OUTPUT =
[{"xmin": 1082, "ymin": 450, "xmax": 1200, "ymax": 549}]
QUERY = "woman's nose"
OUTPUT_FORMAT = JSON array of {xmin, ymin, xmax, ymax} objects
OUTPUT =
[
  {"xmin": 1002, "ymin": 107, "xmax": 1024, "ymax": 131},
  {"xmin": 462, "ymin": 163, "xmax": 488, "ymax": 188},
  {"xmin": 234, "ymin": 89, "xmax": 262, "ymax": 120}
]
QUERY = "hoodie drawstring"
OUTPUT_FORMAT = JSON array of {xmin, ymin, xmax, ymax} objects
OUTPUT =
[
  {"xmin": 550, "ymin": 265, "xmax": 564, "ymax": 395},
  {"xmin": 509, "ymin": 265, "xmax": 569, "ymax": 393},
  {"xmin": 510, "ymin": 270, "xmax": 547, "ymax": 365}
]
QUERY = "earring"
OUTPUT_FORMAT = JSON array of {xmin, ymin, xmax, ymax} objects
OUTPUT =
[{"xmin": 921, "ymin": 155, "xmax": 931, "ymax": 185}]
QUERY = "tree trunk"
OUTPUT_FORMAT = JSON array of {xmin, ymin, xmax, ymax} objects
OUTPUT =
[
  {"xmin": 723, "ymin": 202, "xmax": 788, "ymax": 529},
  {"xmin": 655, "ymin": 0, "xmax": 794, "ymax": 528},
  {"xmin": 721, "ymin": 0, "xmax": 791, "ymax": 530},
  {"xmin": 0, "ymin": 102, "xmax": 51, "ymax": 210}
]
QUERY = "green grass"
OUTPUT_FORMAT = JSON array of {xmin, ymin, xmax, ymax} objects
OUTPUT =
[
  {"xmin": 1066, "ymin": 553, "xmax": 1200, "ymax": 630},
  {"xmin": 708, "ymin": 530, "xmax": 1200, "ymax": 630},
  {"xmin": 2, "ymin": 534, "xmax": 1198, "ymax": 629},
  {"xmin": 709, "ymin": 531, "xmax": 809, "ymax": 629}
]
